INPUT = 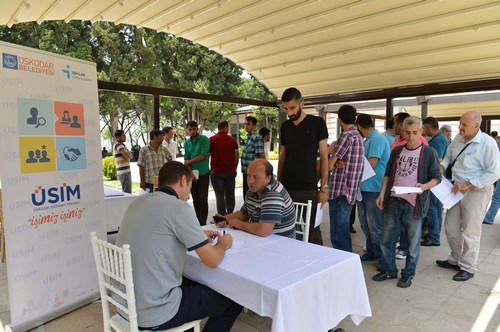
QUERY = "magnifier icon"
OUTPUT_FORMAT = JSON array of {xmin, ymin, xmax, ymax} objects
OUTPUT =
[{"xmin": 36, "ymin": 117, "xmax": 46, "ymax": 128}]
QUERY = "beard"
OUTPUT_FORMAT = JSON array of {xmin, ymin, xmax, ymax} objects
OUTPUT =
[{"xmin": 288, "ymin": 107, "xmax": 302, "ymax": 121}]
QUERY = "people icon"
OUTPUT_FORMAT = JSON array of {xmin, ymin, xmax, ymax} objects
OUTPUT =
[
  {"xmin": 26, "ymin": 150, "xmax": 37, "ymax": 163},
  {"xmin": 27, "ymin": 107, "xmax": 38, "ymax": 125},
  {"xmin": 27, "ymin": 107, "xmax": 46, "ymax": 127},
  {"xmin": 25, "ymin": 147, "xmax": 51, "ymax": 164},
  {"xmin": 60, "ymin": 110, "xmax": 71, "ymax": 124},
  {"xmin": 39, "ymin": 150, "xmax": 50, "ymax": 162},
  {"xmin": 70, "ymin": 115, "xmax": 81, "ymax": 128}
]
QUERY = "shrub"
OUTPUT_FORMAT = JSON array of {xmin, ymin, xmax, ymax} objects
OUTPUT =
[{"xmin": 102, "ymin": 156, "xmax": 117, "ymax": 180}]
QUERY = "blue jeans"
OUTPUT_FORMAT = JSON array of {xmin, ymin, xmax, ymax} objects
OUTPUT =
[
  {"xmin": 141, "ymin": 278, "xmax": 242, "ymax": 332},
  {"xmin": 210, "ymin": 172, "xmax": 236, "ymax": 215},
  {"xmin": 484, "ymin": 182, "xmax": 500, "ymax": 224},
  {"xmin": 357, "ymin": 191, "xmax": 384, "ymax": 261},
  {"xmin": 380, "ymin": 198, "xmax": 423, "ymax": 277},
  {"xmin": 425, "ymin": 192, "xmax": 443, "ymax": 243},
  {"xmin": 329, "ymin": 195, "xmax": 354, "ymax": 252},
  {"xmin": 118, "ymin": 173, "xmax": 132, "ymax": 193}
]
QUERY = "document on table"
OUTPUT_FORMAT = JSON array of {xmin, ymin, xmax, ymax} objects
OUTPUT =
[
  {"xmin": 315, "ymin": 203, "xmax": 323, "ymax": 228},
  {"xmin": 430, "ymin": 177, "xmax": 464, "ymax": 209},
  {"xmin": 227, "ymin": 240, "xmax": 245, "ymax": 254},
  {"xmin": 361, "ymin": 157, "xmax": 375, "ymax": 182},
  {"xmin": 391, "ymin": 186, "xmax": 422, "ymax": 195}
]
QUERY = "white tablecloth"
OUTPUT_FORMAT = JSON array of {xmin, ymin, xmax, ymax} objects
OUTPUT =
[
  {"xmin": 184, "ymin": 225, "xmax": 372, "ymax": 332},
  {"xmin": 104, "ymin": 187, "xmax": 137, "ymax": 233}
]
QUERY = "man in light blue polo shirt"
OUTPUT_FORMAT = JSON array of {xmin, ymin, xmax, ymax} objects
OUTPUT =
[
  {"xmin": 355, "ymin": 114, "xmax": 390, "ymax": 266},
  {"xmin": 421, "ymin": 117, "xmax": 449, "ymax": 246}
]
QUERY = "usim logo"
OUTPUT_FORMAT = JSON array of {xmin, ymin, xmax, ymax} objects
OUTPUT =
[{"xmin": 31, "ymin": 183, "xmax": 80, "ymax": 206}]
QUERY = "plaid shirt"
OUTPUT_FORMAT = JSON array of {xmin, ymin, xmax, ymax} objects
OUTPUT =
[
  {"xmin": 241, "ymin": 130, "xmax": 264, "ymax": 173},
  {"xmin": 329, "ymin": 126, "xmax": 365, "ymax": 204},
  {"xmin": 137, "ymin": 144, "xmax": 172, "ymax": 184}
]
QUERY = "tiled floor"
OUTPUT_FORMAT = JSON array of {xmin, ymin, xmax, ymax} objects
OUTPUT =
[{"xmin": 2, "ymin": 189, "xmax": 500, "ymax": 332}]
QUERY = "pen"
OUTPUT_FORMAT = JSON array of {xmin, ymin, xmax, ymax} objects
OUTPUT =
[{"xmin": 223, "ymin": 230, "xmax": 226, "ymax": 236}]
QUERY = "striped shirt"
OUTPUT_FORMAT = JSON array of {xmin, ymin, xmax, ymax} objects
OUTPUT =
[
  {"xmin": 113, "ymin": 141, "xmax": 130, "ymax": 176},
  {"xmin": 137, "ymin": 144, "xmax": 172, "ymax": 184},
  {"xmin": 329, "ymin": 126, "xmax": 365, "ymax": 205},
  {"xmin": 241, "ymin": 131, "xmax": 264, "ymax": 173},
  {"xmin": 241, "ymin": 178, "xmax": 296, "ymax": 238}
]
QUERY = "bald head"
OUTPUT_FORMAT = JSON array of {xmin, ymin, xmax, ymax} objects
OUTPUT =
[
  {"xmin": 459, "ymin": 111, "xmax": 481, "ymax": 141},
  {"xmin": 247, "ymin": 159, "xmax": 273, "ymax": 194}
]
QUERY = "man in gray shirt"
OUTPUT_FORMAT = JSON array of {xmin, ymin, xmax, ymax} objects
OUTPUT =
[{"xmin": 116, "ymin": 161, "xmax": 242, "ymax": 331}]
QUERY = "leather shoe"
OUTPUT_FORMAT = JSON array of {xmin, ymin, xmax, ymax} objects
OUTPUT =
[
  {"xmin": 421, "ymin": 239, "xmax": 440, "ymax": 246},
  {"xmin": 436, "ymin": 260, "xmax": 460, "ymax": 271},
  {"xmin": 453, "ymin": 270, "xmax": 474, "ymax": 281}
]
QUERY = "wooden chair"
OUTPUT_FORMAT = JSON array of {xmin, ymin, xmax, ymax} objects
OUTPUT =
[
  {"xmin": 293, "ymin": 200, "xmax": 313, "ymax": 243},
  {"xmin": 90, "ymin": 232, "xmax": 201, "ymax": 332}
]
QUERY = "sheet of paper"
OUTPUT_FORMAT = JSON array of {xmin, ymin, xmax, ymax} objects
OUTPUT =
[
  {"xmin": 361, "ymin": 157, "xmax": 376, "ymax": 182},
  {"xmin": 391, "ymin": 186, "xmax": 423, "ymax": 195},
  {"xmin": 430, "ymin": 177, "xmax": 464, "ymax": 209},
  {"xmin": 314, "ymin": 203, "xmax": 323, "ymax": 228}
]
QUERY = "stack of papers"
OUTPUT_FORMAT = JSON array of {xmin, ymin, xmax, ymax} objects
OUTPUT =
[{"xmin": 391, "ymin": 186, "xmax": 422, "ymax": 195}]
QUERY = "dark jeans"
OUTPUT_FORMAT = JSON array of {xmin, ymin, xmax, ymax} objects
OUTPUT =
[
  {"xmin": 210, "ymin": 172, "xmax": 236, "ymax": 215},
  {"xmin": 192, "ymin": 172, "xmax": 210, "ymax": 225},
  {"xmin": 329, "ymin": 195, "xmax": 354, "ymax": 252},
  {"xmin": 380, "ymin": 198, "xmax": 423, "ymax": 277},
  {"xmin": 145, "ymin": 182, "xmax": 154, "ymax": 193},
  {"xmin": 118, "ymin": 173, "xmax": 132, "ymax": 193},
  {"xmin": 424, "ymin": 192, "xmax": 443, "ymax": 243},
  {"xmin": 141, "ymin": 278, "xmax": 242, "ymax": 332},
  {"xmin": 357, "ymin": 191, "xmax": 384, "ymax": 262},
  {"xmin": 288, "ymin": 190, "xmax": 323, "ymax": 245},
  {"xmin": 242, "ymin": 173, "xmax": 249, "ymax": 199}
]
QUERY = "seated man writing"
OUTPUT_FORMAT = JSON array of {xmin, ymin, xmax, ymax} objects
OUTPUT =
[
  {"xmin": 216, "ymin": 159, "xmax": 296, "ymax": 238},
  {"xmin": 116, "ymin": 161, "xmax": 242, "ymax": 332}
]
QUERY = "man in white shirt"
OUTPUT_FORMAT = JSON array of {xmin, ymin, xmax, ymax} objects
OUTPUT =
[
  {"xmin": 162, "ymin": 126, "xmax": 178, "ymax": 160},
  {"xmin": 437, "ymin": 111, "xmax": 500, "ymax": 281}
]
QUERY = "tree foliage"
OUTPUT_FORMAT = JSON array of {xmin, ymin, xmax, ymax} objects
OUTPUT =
[{"xmin": 0, "ymin": 21, "xmax": 277, "ymax": 146}]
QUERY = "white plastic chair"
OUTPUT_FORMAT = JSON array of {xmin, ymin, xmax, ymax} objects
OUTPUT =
[
  {"xmin": 90, "ymin": 232, "xmax": 201, "ymax": 332},
  {"xmin": 293, "ymin": 200, "xmax": 312, "ymax": 243}
]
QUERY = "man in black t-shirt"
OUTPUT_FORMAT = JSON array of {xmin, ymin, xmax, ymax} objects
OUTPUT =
[{"xmin": 278, "ymin": 87, "xmax": 329, "ymax": 245}]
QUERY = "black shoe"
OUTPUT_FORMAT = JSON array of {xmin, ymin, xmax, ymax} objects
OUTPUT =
[
  {"xmin": 360, "ymin": 254, "xmax": 376, "ymax": 261},
  {"xmin": 372, "ymin": 271, "xmax": 397, "ymax": 281},
  {"xmin": 453, "ymin": 270, "xmax": 474, "ymax": 281},
  {"xmin": 350, "ymin": 225, "xmax": 356, "ymax": 234},
  {"xmin": 482, "ymin": 220, "xmax": 493, "ymax": 225},
  {"xmin": 436, "ymin": 260, "xmax": 460, "ymax": 271},
  {"xmin": 397, "ymin": 276, "xmax": 413, "ymax": 288},
  {"xmin": 421, "ymin": 239, "xmax": 440, "ymax": 246}
]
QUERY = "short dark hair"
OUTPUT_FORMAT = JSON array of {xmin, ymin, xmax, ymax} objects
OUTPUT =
[
  {"xmin": 281, "ymin": 87, "xmax": 302, "ymax": 103},
  {"xmin": 114, "ymin": 129, "xmax": 124, "ymax": 138},
  {"xmin": 245, "ymin": 116, "xmax": 257, "ymax": 125},
  {"xmin": 423, "ymin": 117, "xmax": 439, "ymax": 129},
  {"xmin": 150, "ymin": 129, "xmax": 164, "ymax": 140},
  {"xmin": 218, "ymin": 121, "xmax": 229, "ymax": 130},
  {"xmin": 394, "ymin": 112, "xmax": 410, "ymax": 124},
  {"xmin": 162, "ymin": 126, "xmax": 173, "ymax": 134},
  {"xmin": 186, "ymin": 120, "xmax": 198, "ymax": 128},
  {"xmin": 158, "ymin": 161, "xmax": 191, "ymax": 186},
  {"xmin": 338, "ymin": 105, "xmax": 357, "ymax": 124},
  {"xmin": 356, "ymin": 114, "xmax": 374, "ymax": 129},
  {"xmin": 386, "ymin": 119, "xmax": 394, "ymax": 129},
  {"xmin": 259, "ymin": 127, "xmax": 270, "ymax": 137}
]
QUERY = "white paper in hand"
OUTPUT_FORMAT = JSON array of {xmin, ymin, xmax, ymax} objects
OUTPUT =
[
  {"xmin": 314, "ymin": 203, "xmax": 323, "ymax": 228},
  {"xmin": 391, "ymin": 186, "xmax": 422, "ymax": 195}
]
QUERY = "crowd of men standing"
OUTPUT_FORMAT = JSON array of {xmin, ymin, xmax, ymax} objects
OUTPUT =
[{"xmin": 111, "ymin": 86, "xmax": 500, "ymax": 289}]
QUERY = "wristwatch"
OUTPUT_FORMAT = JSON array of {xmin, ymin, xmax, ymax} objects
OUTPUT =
[{"xmin": 321, "ymin": 185, "xmax": 329, "ymax": 193}]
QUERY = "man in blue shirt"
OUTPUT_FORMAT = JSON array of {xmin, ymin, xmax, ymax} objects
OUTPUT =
[
  {"xmin": 421, "ymin": 117, "xmax": 449, "ymax": 246},
  {"xmin": 355, "ymin": 114, "xmax": 390, "ymax": 267}
]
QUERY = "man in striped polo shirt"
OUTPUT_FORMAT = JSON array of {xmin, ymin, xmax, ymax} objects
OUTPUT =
[
  {"xmin": 216, "ymin": 159, "xmax": 296, "ymax": 238},
  {"xmin": 113, "ymin": 129, "xmax": 133, "ymax": 193}
]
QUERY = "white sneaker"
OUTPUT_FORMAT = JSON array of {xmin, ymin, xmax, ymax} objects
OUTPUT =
[{"xmin": 395, "ymin": 250, "xmax": 407, "ymax": 260}]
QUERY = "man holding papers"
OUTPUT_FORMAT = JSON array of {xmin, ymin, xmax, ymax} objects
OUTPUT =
[
  {"xmin": 373, "ymin": 116, "xmax": 441, "ymax": 288},
  {"xmin": 437, "ymin": 111, "xmax": 500, "ymax": 282}
]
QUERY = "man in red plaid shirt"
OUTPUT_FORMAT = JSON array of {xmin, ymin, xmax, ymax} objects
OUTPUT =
[{"xmin": 328, "ymin": 105, "xmax": 365, "ymax": 252}]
